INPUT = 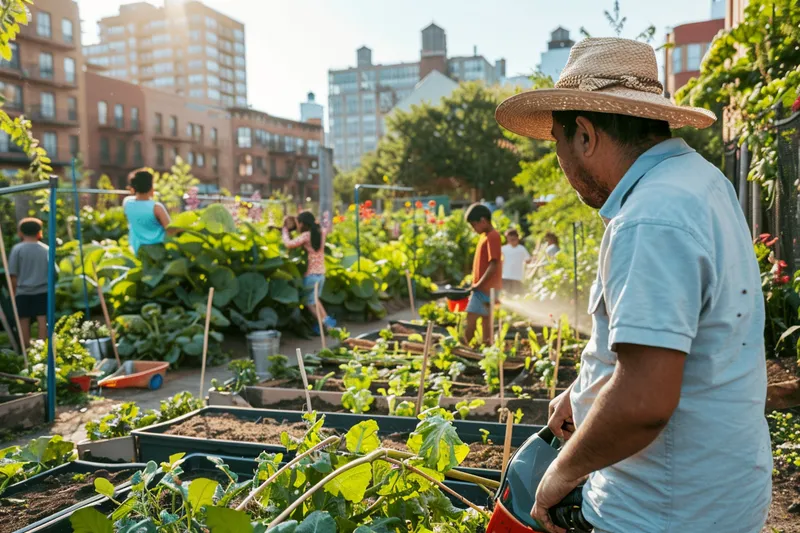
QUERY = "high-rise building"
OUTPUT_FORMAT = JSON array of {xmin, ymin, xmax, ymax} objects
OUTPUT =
[
  {"xmin": 538, "ymin": 27, "xmax": 574, "ymax": 81},
  {"xmin": 0, "ymin": 0, "xmax": 85, "ymax": 176},
  {"xmin": 83, "ymin": 1, "xmax": 247, "ymax": 110},
  {"xmin": 328, "ymin": 23, "xmax": 505, "ymax": 170}
]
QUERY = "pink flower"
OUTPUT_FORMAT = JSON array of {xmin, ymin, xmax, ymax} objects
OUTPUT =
[
  {"xmin": 428, "ymin": 200, "xmax": 436, "ymax": 208},
  {"xmin": 792, "ymin": 95, "xmax": 800, "ymax": 114}
]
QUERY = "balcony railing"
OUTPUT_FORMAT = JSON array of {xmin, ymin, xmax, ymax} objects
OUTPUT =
[
  {"xmin": 0, "ymin": 63, "xmax": 80, "ymax": 87},
  {"xmin": 18, "ymin": 25, "xmax": 77, "ymax": 50},
  {"xmin": 27, "ymin": 105, "xmax": 78, "ymax": 126}
]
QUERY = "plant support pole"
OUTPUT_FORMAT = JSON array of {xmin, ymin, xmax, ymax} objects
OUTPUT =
[
  {"xmin": 71, "ymin": 158, "xmax": 90, "ymax": 319},
  {"xmin": 572, "ymin": 222, "xmax": 579, "ymax": 337},
  {"xmin": 46, "ymin": 176, "xmax": 58, "ymax": 422},
  {"xmin": 314, "ymin": 282, "xmax": 326, "ymax": 351},
  {"xmin": 501, "ymin": 409, "xmax": 514, "ymax": 479},
  {"xmin": 405, "ymin": 269, "xmax": 416, "ymax": 317},
  {"xmin": 414, "ymin": 321, "xmax": 434, "ymax": 416},
  {"xmin": 354, "ymin": 186, "xmax": 360, "ymax": 272},
  {"xmin": 550, "ymin": 319, "xmax": 563, "ymax": 400},
  {"xmin": 0, "ymin": 222, "xmax": 25, "ymax": 364},
  {"xmin": 199, "ymin": 287, "xmax": 214, "ymax": 401},
  {"xmin": 296, "ymin": 348, "xmax": 313, "ymax": 412},
  {"xmin": 489, "ymin": 288, "xmax": 496, "ymax": 344}
]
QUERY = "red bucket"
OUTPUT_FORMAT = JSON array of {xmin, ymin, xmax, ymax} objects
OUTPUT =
[{"xmin": 447, "ymin": 298, "xmax": 469, "ymax": 312}]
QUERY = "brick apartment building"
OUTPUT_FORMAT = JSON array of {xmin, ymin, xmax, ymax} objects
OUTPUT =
[
  {"xmin": 0, "ymin": 0, "xmax": 85, "ymax": 175},
  {"xmin": 230, "ymin": 108, "xmax": 323, "ymax": 199},
  {"xmin": 664, "ymin": 18, "xmax": 725, "ymax": 97},
  {"xmin": 83, "ymin": 1, "xmax": 247, "ymax": 110}
]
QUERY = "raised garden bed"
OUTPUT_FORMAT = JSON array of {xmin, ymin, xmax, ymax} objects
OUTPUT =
[
  {"xmin": 132, "ymin": 406, "xmax": 541, "ymax": 478},
  {"xmin": 76, "ymin": 436, "xmax": 137, "ymax": 463},
  {"xmin": 0, "ymin": 393, "xmax": 45, "ymax": 434},
  {"xmin": 0, "ymin": 460, "xmax": 144, "ymax": 533}
]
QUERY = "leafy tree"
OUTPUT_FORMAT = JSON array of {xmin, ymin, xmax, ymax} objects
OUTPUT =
[
  {"xmin": 580, "ymin": 0, "xmax": 656, "ymax": 43},
  {"xmin": 154, "ymin": 156, "xmax": 199, "ymax": 212}
]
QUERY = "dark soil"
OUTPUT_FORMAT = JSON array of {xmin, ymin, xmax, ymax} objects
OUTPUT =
[
  {"xmin": 163, "ymin": 413, "xmax": 330, "ymax": 444},
  {"xmin": 381, "ymin": 437, "xmax": 514, "ymax": 470},
  {"xmin": 265, "ymin": 397, "xmax": 392, "ymax": 416},
  {"xmin": 0, "ymin": 469, "xmax": 132, "ymax": 533},
  {"xmin": 467, "ymin": 399, "xmax": 549, "ymax": 425},
  {"xmin": 765, "ymin": 471, "xmax": 800, "ymax": 533},
  {"xmin": 768, "ymin": 356, "xmax": 799, "ymax": 384}
]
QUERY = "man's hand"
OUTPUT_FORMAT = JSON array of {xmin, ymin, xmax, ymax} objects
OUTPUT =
[
  {"xmin": 548, "ymin": 385, "xmax": 575, "ymax": 440},
  {"xmin": 530, "ymin": 458, "xmax": 582, "ymax": 533}
]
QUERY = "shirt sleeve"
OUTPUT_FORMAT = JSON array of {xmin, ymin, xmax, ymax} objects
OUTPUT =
[
  {"xmin": 8, "ymin": 246, "xmax": 19, "ymax": 276},
  {"xmin": 601, "ymin": 222, "xmax": 715, "ymax": 354},
  {"xmin": 282, "ymin": 228, "xmax": 309, "ymax": 249},
  {"xmin": 487, "ymin": 231, "xmax": 502, "ymax": 262}
]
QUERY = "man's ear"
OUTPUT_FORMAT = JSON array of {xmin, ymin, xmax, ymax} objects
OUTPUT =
[{"xmin": 574, "ymin": 116, "xmax": 598, "ymax": 158}]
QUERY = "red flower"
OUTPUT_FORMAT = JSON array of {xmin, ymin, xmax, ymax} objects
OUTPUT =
[
  {"xmin": 437, "ymin": 219, "xmax": 445, "ymax": 226},
  {"xmin": 428, "ymin": 200, "xmax": 436, "ymax": 208},
  {"xmin": 759, "ymin": 233, "xmax": 772, "ymax": 244},
  {"xmin": 424, "ymin": 209, "xmax": 430, "ymax": 216},
  {"xmin": 781, "ymin": 275, "xmax": 791, "ymax": 284},
  {"xmin": 415, "ymin": 200, "xmax": 423, "ymax": 209},
  {"xmin": 792, "ymin": 95, "xmax": 800, "ymax": 114},
  {"xmin": 364, "ymin": 200, "xmax": 372, "ymax": 208},
  {"xmin": 428, "ymin": 217, "xmax": 437, "ymax": 224}
]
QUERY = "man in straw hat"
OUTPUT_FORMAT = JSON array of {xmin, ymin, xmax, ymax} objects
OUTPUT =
[{"xmin": 496, "ymin": 38, "xmax": 771, "ymax": 532}]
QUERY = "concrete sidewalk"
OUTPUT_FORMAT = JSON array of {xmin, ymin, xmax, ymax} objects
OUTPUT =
[{"xmin": 2, "ymin": 308, "xmax": 414, "ymax": 448}]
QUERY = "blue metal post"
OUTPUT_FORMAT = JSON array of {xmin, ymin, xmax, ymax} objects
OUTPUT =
[
  {"xmin": 354, "ymin": 186, "xmax": 360, "ymax": 272},
  {"xmin": 46, "ymin": 176, "xmax": 58, "ymax": 422},
  {"xmin": 70, "ymin": 159, "xmax": 90, "ymax": 318}
]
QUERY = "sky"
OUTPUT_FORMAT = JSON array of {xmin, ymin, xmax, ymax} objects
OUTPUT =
[{"xmin": 75, "ymin": 0, "xmax": 716, "ymax": 123}]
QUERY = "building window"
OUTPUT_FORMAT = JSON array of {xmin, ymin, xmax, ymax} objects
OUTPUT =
[
  {"xmin": 197, "ymin": 153, "xmax": 205, "ymax": 167},
  {"xmin": 189, "ymin": 88, "xmax": 204, "ymax": 98},
  {"xmin": 362, "ymin": 93, "xmax": 376, "ymax": 114},
  {"xmin": 114, "ymin": 104, "xmax": 124, "ymax": 129},
  {"xmin": 100, "ymin": 137, "xmax": 110, "ymax": 163},
  {"xmin": 187, "ymin": 151, "xmax": 194, "ymax": 166},
  {"xmin": 186, "ymin": 123, "xmax": 193, "ymax": 137},
  {"xmin": 235, "ymin": 96, "xmax": 247, "ymax": 107},
  {"xmin": 206, "ymin": 60, "xmax": 219, "ymax": 72},
  {"xmin": 69, "ymin": 135, "xmax": 79, "ymax": 156},
  {"xmin": 686, "ymin": 43, "xmax": 703, "ymax": 72},
  {"xmin": 43, "ymin": 132, "xmax": 57, "ymax": 157},
  {"xmin": 40, "ymin": 92, "xmax": 55, "ymax": 119},
  {"xmin": 237, "ymin": 127, "xmax": 252, "ymax": 148},
  {"xmin": 116, "ymin": 139, "xmax": 126, "ymax": 165},
  {"xmin": 133, "ymin": 141, "xmax": 142, "ymax": 165},
  {"xmin": 207, "ymin": 88, "xmax": 220, "ymax": 100},
  {"xmin": 131, "ymin": 106, "xmax": 139, "ymax": 130},
  {"xmin": 37, "ymin": 12, "xmax": 51, "ymax": 38},
  {"xmin": 67, "ymin": 97, "xmax": 77, "ymax": 121},
  {"xmin": 211, "ymin": 155, "xmax": 218, "ymax": 172},
  {"xmin": 169, "ymin": 115, "xmax": 177, "ymax": 136},
  {"xmin": 64, "ymin": 57, "xmax": 75, "ymax": 84},
  {"xmin": 156, "ymin": 144, "xmax": 164, "ymax": 166},
  {"xmin": 189, "ymin": 74, "xmax": 204, "ymax": 85},
  {"xmin": 239, "ymin": 154, "xmax": 253, "ymax": 176},
  {"xmin": 193, "ymin": 124, "xmax": 203, "ymax": 142},
  {"xmin": 62, "ymin": 19, "xmax": 73, "ymax": 44},
  {"xmin": 171, "ymin": 146, "xmax": 179, "ymax": 162},
  {"xmin": 155, "ymin": 112, "xmax": 163, "ymax": 134},
  {"xmin": 345, "ymin": 94, "xmax": 358, "ymax": 114},
  {"xmin": 672, "ymin": 45, "xmax": 683, "ymax": 74},
  {"xmin": 210, "ymin": 127, "xmax": 217, "ymax": 145},
  {"xmin": 1, "ymin": 82, "xmax": 23, "ymax": 110},
  {"xmin": 234, "ymin": 29, "xmax": 244, "ymax": 42},
  {"xmin": 0, "ymin": 131, "xmax": 8, "ymax": 152},
  {"xmin": 206, "ymin": 32, "xmax": 217, "ymax": 44},
  {"xmin": 39, "ymin": 52, "xmax": 54, "ymax": 80},
  {"xmin": 98, "ymin": 101, "xmax": 108, "ymax": 125},
  {"xmin": 0, "ymin": 42, "xmax": 19, "ymax": 70}
]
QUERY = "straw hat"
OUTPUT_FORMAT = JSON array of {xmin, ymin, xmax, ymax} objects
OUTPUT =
[{"xmin": 495, "ymin": 37, "xmax": 716, "ymax": 141}]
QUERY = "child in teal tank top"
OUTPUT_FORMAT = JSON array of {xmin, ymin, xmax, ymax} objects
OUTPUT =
[{"xmin": 123, "ymin": 169, "xmax": 171, "ymax": 255}]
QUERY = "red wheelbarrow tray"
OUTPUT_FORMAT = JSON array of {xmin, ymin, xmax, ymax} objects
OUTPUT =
[{"xmin": 98, "ymin": 360, "xmax": 169, "ymax": 390}]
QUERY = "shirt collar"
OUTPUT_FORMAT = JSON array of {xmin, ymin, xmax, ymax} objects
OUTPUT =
[{"xmin": 598, "ymin": 138, "xmax": 695, "ymax": 220}]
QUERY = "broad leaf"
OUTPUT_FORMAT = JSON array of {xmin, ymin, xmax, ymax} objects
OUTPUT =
[
  {"xmin": 344, "ymin": 420, "xmax": 380, "ymax": 454},
  {"xmin": 234, "ymin": 273, "xmax": 269, "ymax": 314},
  {"xmin": 94, "ymin": 477, "xmax": 115, "ymax": 499},
  {"xmin": 407, "ymin": 415, "xmax": 469, "ymax": 472},
  {"xmin": 210, "ymin": 267, "xmax": 240, "ymax": 307},
  {"xmin": 70, "ymin": 508, "xmax": 113, "ymax": 533},
  {"xmin": 270, "ymin": 521, "xmax": 298, "ymax": 533},
  {"xmin": 323, "ymin": 460, "xmax": 372, "ymax": 503},
  {"xmin": 163, "ymin": 258, "xmax": 190, "ymax": 277},
  {"xmin": 205, "ymin": 507, "xmax": 254, "ymax": 533},
  {"xmin": 187, "ymin": 477, "xmax": 219, "ymax": 514},
  {"xmin": 296, "ymin": 511, "xmax": 336, "ymax": 533},
  {"xmin": 112, "ymin": 496, "xmax": 137, "ymax": 522},
  {"xmin": 270, "ymin": 279, "xmax": 299, "ymax": 305}
]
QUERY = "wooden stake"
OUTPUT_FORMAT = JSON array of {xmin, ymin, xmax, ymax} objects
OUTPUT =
[
  {"xmin": 296, "ymin": 348, "xmax": 313, "ymax": 413},
  {"xmin": 489, "ymin": 288, "xmax": 495, "ymax": 345},
  {"xmin": 549, "ymin": 318, "xmax": 563, "ymax": 400},
  {"xmin": 0, "ymin": 304, "xmax": 19, "ymax": 353},
  {"xmin": 314, "ymin": 282, "xmax": 326, "ymax": 351},
  {"xmin": 92, "ymin": 261, "xmax": 122, "ymax": 368},
  {"xmin": 498, "ymin": 347, "xmax": 506, "ymax": 419},
  {"xmin": 405, "ymin": 270, "xmax": 416, "ymax": 317},
  {"xmin": 414, "ymin": 321, "xmax": 434, "ymax": 416},
  {"xmin": 0, "ymin": 222, "xmax": 27, "ymax": 367},
  {"xmin": 199, "ymin": 287, "xmax": 214, "ymax": 401},
  {"xmin": 500, "ymin": 408, "xmax": 514, "ymax": 479}
]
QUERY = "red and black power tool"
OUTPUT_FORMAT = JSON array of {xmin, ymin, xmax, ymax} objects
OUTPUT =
[{"xmin": 487, "ymin": 427, "xmax": 593, "ymax": 533}]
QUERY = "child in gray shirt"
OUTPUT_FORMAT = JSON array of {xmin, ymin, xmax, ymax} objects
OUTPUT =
[{"xmin": 8, "ymin": 218, "xmax": 49, "ymax": 346}]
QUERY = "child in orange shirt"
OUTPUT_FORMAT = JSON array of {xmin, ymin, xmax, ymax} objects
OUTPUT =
[{"xmin": 464, "ymin": 203, "xmax": 502, "ymax": 346}]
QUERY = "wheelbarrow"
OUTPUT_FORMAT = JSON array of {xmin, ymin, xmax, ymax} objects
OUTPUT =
[{"xmin": 98, "ymin": 360, "xmax": 169, "ymax": 390}]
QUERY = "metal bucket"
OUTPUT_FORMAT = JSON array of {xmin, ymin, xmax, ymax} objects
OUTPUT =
[
  {"xmin": 246, "ymin": 330, "xmax": 283, "ymax": 376},
  {"xmin": 83, "ymin": 338, "xmax": 113, "ymax": 361}
]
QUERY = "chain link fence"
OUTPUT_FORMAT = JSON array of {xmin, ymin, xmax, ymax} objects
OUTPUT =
[{"xmin": 775, "ymin": 107, "xmax": 800, "ymax": 273}]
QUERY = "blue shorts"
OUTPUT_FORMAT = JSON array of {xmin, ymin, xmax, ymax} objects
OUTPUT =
[
  {"xmin": 466, "ymin": 290, "xmax": 491, "ymax": 316},
  {"xmin": 303, "ymin": 275, "xmax": 325, "ymax": 306}
]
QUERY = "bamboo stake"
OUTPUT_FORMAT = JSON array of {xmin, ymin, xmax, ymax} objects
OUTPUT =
[
  {"xmin": 313, "ymin": 282, "xmax": 326, "ymax": 351},
  {"xmin": 237, "ymin": 435, "xmax": 340, "ymax": 511},
  {"xmin": 489, "ymin": 288, "xmax": 495, "ymax": 345},
  {"xmin": 296, "ymin": 348, "xmax": 313, "ymax": 413},
  {"xmin": 414, "ymin": 321, "xmax": 434, "ymax": 416},
  {"xmin": 549, "ymin": 318, "xmax": 563, "ymax": 400},
  {"xmin": 405, "ymin": 270, "xmax": 416, "ymax": 317},
  {"xmin": 500, "ymin": 408, "xmax": 514, "ymax": 479},
  {"xmin": 498, "ymin": 351, "xmax": 505, "ymax": 420},
  {"xmin": 94, "ymin": 264, "xmax": 121, "ymax": 368},
  {"xmin": 0, "ymin": 223, "xmax": 27, "ymax": 366},
  {"xmin": 199, "ymin": 287, "xmax": 214, "ymax": 401}
]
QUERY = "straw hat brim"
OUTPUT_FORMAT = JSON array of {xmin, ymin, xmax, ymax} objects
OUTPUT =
[{"xmin": 496, "ymin": 86, "xmax": 717, "ymax": 141}]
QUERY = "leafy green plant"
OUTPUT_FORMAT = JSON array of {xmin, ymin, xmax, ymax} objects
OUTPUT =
[
  {"xmin": 78, "ymin": 320, "xmax": 110, "ymax": 341},
  {"xmin": 116, "ymin": 303, "xmax": 227, "ymax": 367},
  {"xmin": 342, "ymin": 387, "xmax": 374, "ymax": 414},
  {"xmin": 211, "ymin": 360, "xmax": 259, "ymax": 393},
  {"xmin": 85, "ymin": 392, "xmax": 203, "ymax": 441},
  {"xmin": 267, "ymin": 354, "xmax": 299, "ymax": 380},
  {"xmin": 454, "ymin": 399, "xmax": 486, "ymax": 420},
  {"xmin": 0, "ymin": 436, "xmax": 76, "ymax": 495},
  {"xmin": 420, "ymin": 301, "xmax": 461, "ymax": 327},
  {"xmin": 478, "ymin": 345, "xmax": 506, "ymax": 394},
  {"xmin": 768, "ymin": 410, "xmax": 800, "ymax": 476}
]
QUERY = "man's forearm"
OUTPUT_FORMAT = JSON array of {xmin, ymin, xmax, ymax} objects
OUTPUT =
[{"xmin": 553, "ymin": 370, "xmax": 672, "ymax": 482}]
